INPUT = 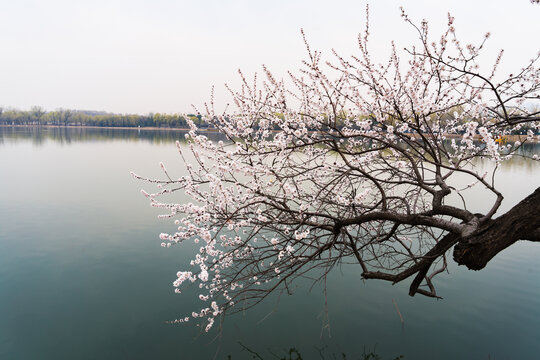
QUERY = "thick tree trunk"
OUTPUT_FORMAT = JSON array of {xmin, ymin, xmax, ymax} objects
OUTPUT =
[{"xmin": 453, "ymin": 187, "xmax": 540, "ymax": 270}]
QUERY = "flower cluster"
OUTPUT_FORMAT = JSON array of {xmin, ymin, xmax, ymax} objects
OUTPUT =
[{"xmin": 133, "ymin": 6, "xmax": 539, "ymax": 330}]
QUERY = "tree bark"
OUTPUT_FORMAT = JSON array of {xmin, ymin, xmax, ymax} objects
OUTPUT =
[{"xmin": 453, "ymin": 187, "xmax": 540, "ymax": 270}]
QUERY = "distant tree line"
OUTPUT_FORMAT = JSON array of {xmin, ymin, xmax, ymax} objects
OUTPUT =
[
  {"xmin": 0, "ymin": 106, "xmax": 537, "ymax": 135},
  {"xmin": 0, "ymin": 106, "xmax": 204, "ymax": 129}
]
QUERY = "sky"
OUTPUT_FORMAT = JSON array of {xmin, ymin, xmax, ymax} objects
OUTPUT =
[{"xmin": 0, "ymin": 0, "xmax": 538, "ymax": 114}]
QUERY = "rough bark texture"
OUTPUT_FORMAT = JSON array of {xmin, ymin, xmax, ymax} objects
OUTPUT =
[{"xmin": 453, "ymin": 187, "xmax": 540, "ymax": 270}]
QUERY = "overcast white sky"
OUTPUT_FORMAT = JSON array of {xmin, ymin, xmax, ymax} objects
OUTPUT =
[{"xmin": 0, "ymin": 0, "xmax": 538, "ymax": 114}]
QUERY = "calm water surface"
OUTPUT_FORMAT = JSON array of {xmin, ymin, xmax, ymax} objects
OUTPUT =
[{"xmin": 1, "ymin": 126, "xmax": 539, "ymax": 359}]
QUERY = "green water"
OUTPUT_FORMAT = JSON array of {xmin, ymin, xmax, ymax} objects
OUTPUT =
[{"xmin": 1, "ymin": 126, "xmax": 539, "ymax": 359}]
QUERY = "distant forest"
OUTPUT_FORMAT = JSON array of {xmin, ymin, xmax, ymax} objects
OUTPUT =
[
  {"xmin": 1, "ymin": 106, "xmax": 538, "ymax": 136},
  {"xmin": 0, "ymin": 106, "xmax": 202, "ymax": 128}
]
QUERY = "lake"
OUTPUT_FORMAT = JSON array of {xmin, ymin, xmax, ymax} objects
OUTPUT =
[{"xmin": 1, "ymin": 126, "xmax": 539, "ymax": 359}]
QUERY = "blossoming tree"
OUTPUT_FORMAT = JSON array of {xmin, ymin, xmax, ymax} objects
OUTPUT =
[{"xmin": 133, "ymin": 7, "xmax": 540, "ymax": 332}]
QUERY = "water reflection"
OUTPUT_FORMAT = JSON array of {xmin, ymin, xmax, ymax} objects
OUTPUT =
[
  {"xmin": 0, "ymin": 125, "xmax": 539, "ymax": 360},
  {"xmin": 0, "ymin": 126, "xmax": 229, "ymax": 146},
  {"xmin": 2, "ymin": 126, "xmax": 539, "ymax": 154}
]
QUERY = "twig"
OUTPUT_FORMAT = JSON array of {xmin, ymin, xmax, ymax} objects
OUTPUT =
[{"xmin": 392, "ymin": 299, "xmax": 404, "ymax": 325}]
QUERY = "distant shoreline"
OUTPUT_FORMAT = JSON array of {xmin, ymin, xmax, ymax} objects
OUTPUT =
[{"xmin": 0, "ymin": 124, "xmax": 194, "ymax": 131}]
